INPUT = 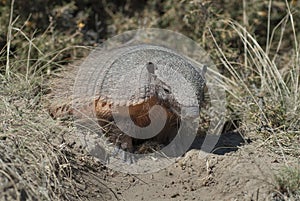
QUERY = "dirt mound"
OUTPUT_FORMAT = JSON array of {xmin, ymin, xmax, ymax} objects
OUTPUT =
[{"xmin": 103, "ymin": 143, "xmax": 296, "ymax": 201}]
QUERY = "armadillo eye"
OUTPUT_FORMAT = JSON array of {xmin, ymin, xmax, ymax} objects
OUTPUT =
[{"xmin": 163, "ymin": 87, "xmax": 171, "ymax": 94}]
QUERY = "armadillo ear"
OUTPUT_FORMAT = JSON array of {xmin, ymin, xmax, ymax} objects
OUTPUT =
[
  {"xmin": 146, "ymin": 62, "xmax": 155, "ymax": 74},
  {"xmin": 202, "ymin": 65, "xmax": 207, "ymax": 77}
]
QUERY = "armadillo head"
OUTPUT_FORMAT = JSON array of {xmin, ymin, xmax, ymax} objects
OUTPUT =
[{"xmin": 146, "ymin": 62, "xmax": 181, "ymax": 115}]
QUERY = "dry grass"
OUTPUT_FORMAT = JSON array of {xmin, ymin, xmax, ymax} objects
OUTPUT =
[
  {"xmin": 0, "ymin": 71, "xmax": 116, "ymax": 200},
  {"xmin": 275, "ymin": 166, "xmax": 300, "ymax": 200},
  {"xmin": 0, "ymin": 3, "xmax": 111, "ymax": 200},
  {"xmin": 210, "ymin": 18, "xmax": 300, "ymax": 154},
  {"xmin": 207, "ymin": 1, "xmax": 300, "ymax": 199}
]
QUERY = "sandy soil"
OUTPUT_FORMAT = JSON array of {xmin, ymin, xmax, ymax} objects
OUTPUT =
[{"xmin": 99, "ymin": 143, "xmax": 289, "ymax": 201}]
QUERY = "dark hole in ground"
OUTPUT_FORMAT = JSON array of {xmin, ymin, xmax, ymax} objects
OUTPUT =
[{"xmin": 189, "ymin": 131, "xmax": 251, "ymax": 155}]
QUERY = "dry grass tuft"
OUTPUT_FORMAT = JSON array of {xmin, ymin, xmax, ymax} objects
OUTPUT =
[
  {"xmin": 274, "ymin": 166, "xmax": 300, "ymax": 200},
  {"xmin": 208, "ymin": 1, "xmax": 300, "ymax": 198},
  {"xmin": 0, "ymin": 2, "xmax": 111, "ymax": 200},
  {"xmin": 0, "ymin": 75, "xmax": 116, "ymax": 200}
]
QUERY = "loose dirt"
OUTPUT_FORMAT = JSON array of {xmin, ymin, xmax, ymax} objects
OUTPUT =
[
  {"xmin": 99, "ymin": 142, "xmax": 291, "ymax": 201},
  {"xmin": 58, "ymin": 129, "xmax": 297, "ymax": 201}
]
